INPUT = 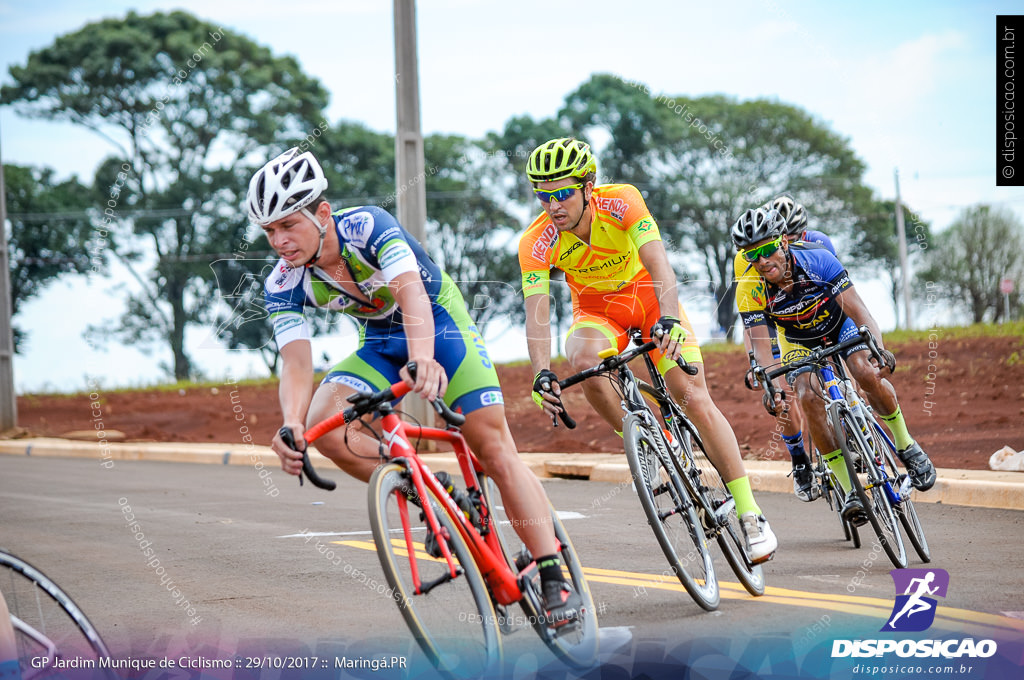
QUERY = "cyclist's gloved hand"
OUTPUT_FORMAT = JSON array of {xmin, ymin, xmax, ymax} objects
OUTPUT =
[
  {"xmin": 763, "ymin": 389, "xmax": 787, "ymax": 417},
  {"xmin": 532, "ymin": 369, "xmax": 562, "ymax": 412},
  {"xmin": 651, "ymin": 315, "xmax": 686, "ymax": 361},
  {"xmin": 651, "ymin": 316, "xmax": 686, "ymax": 344},
  {"xmin": 877, "ymin": 349, "xmax": 896, "ymax": 373}
]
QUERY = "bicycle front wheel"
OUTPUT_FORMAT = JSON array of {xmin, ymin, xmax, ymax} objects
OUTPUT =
[
  {"xmin": 623, "ymin": 413, "xmax": 719, "ymax": 610},
  {"xmin": 832, "ymin": 407, "xmax": 907, "ymax": 568},
  {"xmin": 872, "ymin": 427, "xmax": 931, "ymax": 563},
  {"xmin": 674, "ymin": 417, "xmax": 766, "ymax": 597},
  {"xmin": 368, "ymin": 463, "xmax": 501, "ymax": 678},
  {"xmin": 637, "ymin": 382, "xmax": 764, "ymax": 597},
  {"xmin": 0, "ymin": 549, "xmax": 115, "ymax": 680}
]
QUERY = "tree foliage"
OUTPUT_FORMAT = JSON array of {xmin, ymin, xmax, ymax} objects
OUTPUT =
[
  {"xmin": 916, "ymin": 205, "xmax": 1024, "ymax": 323},
  {"xmin": 3, "ymin": 164, "xmax": 105, "ymax": 352},
  {"xmin": 2, "ymin": 10, "xmax": 327, "ymax": 378}
]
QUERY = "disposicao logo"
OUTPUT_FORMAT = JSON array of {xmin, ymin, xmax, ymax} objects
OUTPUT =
[
  {"xmin": 831, "ymin": 568, "xmax": 998, "ymax": 660},
  {"xmin": 882, "ymin": 568, "xmax": 949, "ymax": 632}
]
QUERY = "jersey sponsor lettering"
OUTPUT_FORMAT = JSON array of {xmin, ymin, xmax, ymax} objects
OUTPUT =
[
  {"xmin": 340, "ymin": 211, "xmax": 374, "ymax": 248},
  {"xmin": 531, "ymin": 223, "xmax": 558, "ymax": 260},
  {"xmin": 594, "ymin": 196, "xmax": 628, "ymax": 221}
]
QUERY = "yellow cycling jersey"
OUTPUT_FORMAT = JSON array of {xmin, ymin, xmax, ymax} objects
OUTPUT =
[{"xmin": 518, "ymin": 184, "xmax": 662, "ymax": 298}]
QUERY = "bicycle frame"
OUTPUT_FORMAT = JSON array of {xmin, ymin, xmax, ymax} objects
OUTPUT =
[
  {"xmin": 303, "ymin": 381, "xmax": 523, "ymax": 606},
  {"xmin": 758, "ymin": 328, "xmax": 910, "ymax": 509}
]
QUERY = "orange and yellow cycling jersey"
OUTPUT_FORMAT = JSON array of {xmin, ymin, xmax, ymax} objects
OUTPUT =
[{"xmin": 518, "ymin": 184, "xmax": 662, "ymax": 298}]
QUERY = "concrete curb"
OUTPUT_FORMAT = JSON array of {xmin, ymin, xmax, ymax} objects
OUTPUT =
[{"xmin": 2, "ymin": 438, "xmax": 1022, "ymax": 511}]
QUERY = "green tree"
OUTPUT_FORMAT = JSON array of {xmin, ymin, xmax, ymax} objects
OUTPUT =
[
  {"xmin": 4, "ymin": 164, "xmax": 105, "ymax": 351},
  {"xmin": 2, "ymin": 10, "xmax": 327, "ymax": 378},
  {"xmin": 916, "ymin": 204, "xmax": 1024, "ymax": 323},
  {"xmin": 422, "ymin": 133, "xmax": 522, "ymax": 333},
  {"xmin": 550, "ymin": 75, "xmax": 875, "ymax": 339}
]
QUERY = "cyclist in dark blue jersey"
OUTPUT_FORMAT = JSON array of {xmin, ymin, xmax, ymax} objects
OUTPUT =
[
  {"xmin": 248, "ymin": 148, "xmax": 581, "ymax": 622},
  {"xmin": 733, "ymin": 206, "xmax": 936, "ymax": 524},
  {"xmin": 734, "ymin": 195, "xmax": 836, "ymax": 502}
]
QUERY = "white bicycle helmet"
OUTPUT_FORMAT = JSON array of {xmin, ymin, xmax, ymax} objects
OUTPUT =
[
  {"xmin": 764, "ymin": 194, "xmax": 808, "ymax": 237},
  {"xmin": 247, "ymin": 148, "xmax": 330, "ymax": 264},
  {"xmin": 731, "ymin": 207, "xmax": 787, "ymax": 250}
]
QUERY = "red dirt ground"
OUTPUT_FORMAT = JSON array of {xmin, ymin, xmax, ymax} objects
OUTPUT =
[{"xmin": 10, "ymin": 334, "xmax": 1024, "ymax": 471}]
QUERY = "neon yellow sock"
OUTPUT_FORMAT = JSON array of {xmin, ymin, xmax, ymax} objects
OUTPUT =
[
  {"xmin": 880, "ymin": 407, "xmax": 913, "ymax": 450},
  {"xmin": 615, "ymin": 430, "xmax": 623, "ymax": 438},
  {"xmin": 824, "ymin": 449, "xmax": 852, "ymax": 493},
  {"xmin": 726, "ymin": 476, "xmax": 761, "ymax": 517}
]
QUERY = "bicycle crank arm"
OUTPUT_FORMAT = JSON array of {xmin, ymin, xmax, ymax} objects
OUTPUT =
[{"xmin": 416, "ymin": 567, "xmax": 464, "ymax": 596}]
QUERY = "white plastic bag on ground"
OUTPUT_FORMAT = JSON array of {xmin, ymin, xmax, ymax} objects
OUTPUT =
[{"xmin": 989, "ymin": 446, "xmax": 1024, "ymax": 471}]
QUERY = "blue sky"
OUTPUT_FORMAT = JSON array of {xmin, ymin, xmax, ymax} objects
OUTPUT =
[{"xmin": 2, "ymin": 0, "xmax": 1021, "ymax": 391}]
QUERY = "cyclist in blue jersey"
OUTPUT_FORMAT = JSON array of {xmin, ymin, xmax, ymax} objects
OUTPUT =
[
  {"xmin": 248, "ymin": 148, "xmax": 581, "ymax": 623},
  {"xmin": 733, "ymin": 206, "xmax": 936, "ymax": 525},
  {"xmin": 735, "ymin": 195, "xmax": 836, "ymax": 502}
]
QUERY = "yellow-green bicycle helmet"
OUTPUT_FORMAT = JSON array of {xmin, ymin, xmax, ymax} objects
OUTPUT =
[{"xmin": 526, "ymin": 138, "xmax": 597, "ymax": 183}]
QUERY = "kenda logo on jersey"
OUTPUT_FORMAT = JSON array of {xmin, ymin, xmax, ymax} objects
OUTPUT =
[{"xmin": 831, "ymin": 568, "xmax": 998, "ymax": 659}]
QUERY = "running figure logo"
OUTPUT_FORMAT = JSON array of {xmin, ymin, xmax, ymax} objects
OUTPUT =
[{"xmin": 882, "ymin": 568, "xmax": 950, "ymax": 632}]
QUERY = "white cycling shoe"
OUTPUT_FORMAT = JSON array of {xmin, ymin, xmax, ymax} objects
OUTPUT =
[{"xmin": 740, "ymin": 512, "xmax": 778, "ymax": 564}]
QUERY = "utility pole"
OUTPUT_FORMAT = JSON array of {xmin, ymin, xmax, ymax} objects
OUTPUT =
[
  {"xmin": 894, "ymin": 169, "xmax": 912, "ymax": 329},
  {"xmin": 0, "ymin": 126, "xmax": 17, "ymax": 430},
  {"xmin": 393, "ymin": 0, "xmax": 433, "ymax": 430}
]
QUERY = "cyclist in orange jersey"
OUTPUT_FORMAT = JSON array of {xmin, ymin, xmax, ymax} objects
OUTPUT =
[{"xmin": 519, "ymin": 137, "xmax": 777, "ymax": 564}]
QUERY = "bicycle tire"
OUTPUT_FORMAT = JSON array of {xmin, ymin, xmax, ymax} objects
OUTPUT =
[
  {"xmin": 623, "ymin": 412, "xmax": 720, "ymax": 610},
  {"xmin": 674, "ymin": 416, "xmax": 766, "ymax": 597},
  {"xmin": 477, "ymin": 475, "xmax": 599, "ymax": 669},
  {"xmin": 830, "ymin": 407, "xmax": 907, "ymax": 568},
  {"xmin": 0, "ymin": 549, "xmax": 115, "ymax": 680},
  {"xmin": 368, "ymin": 463, "xmax": 501, "ymax": 678},
  {"xmin": 871, "ymin": 425, "xmax": 931, "ymax": 563},
  {"xmin": 638, "ymin": 383, "xmax": 765, "ymax": 597}
]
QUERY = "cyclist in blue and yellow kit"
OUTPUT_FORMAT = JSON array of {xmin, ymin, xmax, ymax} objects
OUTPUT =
[
  {"xmin": 248, "ymin": 148, "xmax": 581, "ymax": 622},
  {"xmin": 732, "ymin": 206, "xmax": 936, "ymax": 525},
  {"xmin": 735, "ymin": 195, "xmax": 835, "ymax": 502}
]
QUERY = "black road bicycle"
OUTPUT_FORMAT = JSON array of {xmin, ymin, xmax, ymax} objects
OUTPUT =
[
  {"xmin": 550, "ymin": 330, "xmax": 765, "ymax": 611},
  {"xmin": 752, "ymin": 326, "xmax": 930, "ymax": 568}
]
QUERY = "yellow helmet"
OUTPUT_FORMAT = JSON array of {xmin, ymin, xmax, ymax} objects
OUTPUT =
[{"xmin": 526, "ymin": 138, "xmax": 596, "ymax": 183}]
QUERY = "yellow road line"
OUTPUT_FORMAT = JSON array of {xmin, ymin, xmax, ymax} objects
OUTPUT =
[{"xmin": 332, "ymin": 538, "xmax": 1023, "ymax": 634}]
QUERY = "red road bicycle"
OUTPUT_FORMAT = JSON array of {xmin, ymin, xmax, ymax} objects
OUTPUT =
[{"xmin": 283, "ymin": 369, "xmax": 599, "ymax": 677}]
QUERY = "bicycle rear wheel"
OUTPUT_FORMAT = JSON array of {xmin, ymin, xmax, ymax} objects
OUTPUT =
[
  {"xmin": 831, "ymin": 407, "xmax": 907, "ymax": 568},
  {"xmin": 639, "ymin": 383, "xmax": 764, "ymax": 597},
  {"xmin": 821, "ymin": 466, "xmax": 861, "ymax": 549},
  {"xmin": 0, "ymin": 549, "xmax": 115, "ymax": 680},
  {"xmin": 477, "ymin": 475, "xmax": 599, "ymax": 669},
  {"xmin": 872, "ymin": 425, "xmax": 931, "ymax": 563},
  {"xmin": 623, "ymin": 412, "xmax": 719, "ymax": 610},
  {"xmin": 368, "ymin": 463, "xmax": 501, "ymax": 678}
]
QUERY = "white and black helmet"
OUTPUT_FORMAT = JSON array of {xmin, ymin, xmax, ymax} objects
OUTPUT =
[
  {"xmin": 731, "ymin": 207, "xmax": 787, "ymax": 250},
  {"xmin": 764, "ymin": 194, "xmax": 808, "ymax": 237},
  {"xmin": 247, "ymin": 148, "xmax": 328, "ymax": 226}
]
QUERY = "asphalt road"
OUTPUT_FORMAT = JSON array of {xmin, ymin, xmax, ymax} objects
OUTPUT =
[{"xmin": 1, "ymin": 455, "xmax": 1022, "ymax": 678}]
